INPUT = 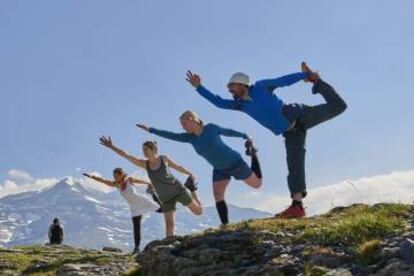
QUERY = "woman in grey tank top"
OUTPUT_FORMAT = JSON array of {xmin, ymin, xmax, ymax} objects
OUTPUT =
[{"xmin": 99, "ymin": 136, "xmax": 203, "ymax": 238}]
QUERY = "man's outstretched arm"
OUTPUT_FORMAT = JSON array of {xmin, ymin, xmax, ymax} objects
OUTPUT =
[
  {"xmin": 186, "ymin": 70, "xmax": 236, "ymax": 110},
  {"xmin": 255, "ymin": 72, "xmax": 310, "ymax": 91}
]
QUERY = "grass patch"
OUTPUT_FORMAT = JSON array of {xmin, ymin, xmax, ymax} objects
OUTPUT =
[
  {"xmin": 303, "ymin": 263, "xmax": 328, "ymax": 276},
  {"xmin": 22, "ymin": 254, "xmax": 113, "ymax": 274},
  {"xmin": 300, "ymin": 204, "xmax": 409, "ymax": 246},
  {"xmin": 194, "ymin": 204, "xmax": 412, "ymax": 248},
  {"xmin": 0, "ymin": 252, "xmax": 33, "ymax": 270},
  {"xmin": 0, "ymin": 245, "xmax": 133, "ymax": 275},
  {"xmin": 356, "ymin": 239, "xmax": 382, "ymax": 265},
  {"xmin": 123, "ymin": 264, "xmax": 144, "ymax": 276}
]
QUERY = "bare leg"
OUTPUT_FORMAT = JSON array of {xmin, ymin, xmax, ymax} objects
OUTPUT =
[
  {"xmin": 243, "ymin": 173, "xmax": 262, "ymax": 189},
  {"xmin": 186, "ymin": 199, "xmax": 203, "ymax": 215},
  {"xmin": 213, "ymin": 179, "xmax": 230, "ymax": 202},
  {"xmin": 191, "ymin": 191, "xmax": 202, "ymax": 206},
  {"xmin": 164, "ymin": 211, "xmax": 175, "ymax": 238}
]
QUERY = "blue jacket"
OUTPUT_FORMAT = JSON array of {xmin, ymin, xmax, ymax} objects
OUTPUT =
[
  {"xmin": 149, "ymin": 123, "xmax": 248, "ymax": 170},
  {"xmin": 196, "ymin": 72, "xmax": 309, "ymax": 135}
]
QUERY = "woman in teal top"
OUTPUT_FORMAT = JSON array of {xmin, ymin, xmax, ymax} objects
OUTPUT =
[{"xmin": 137, "ymin": 110, "xmax": 263, "ymax": 225}]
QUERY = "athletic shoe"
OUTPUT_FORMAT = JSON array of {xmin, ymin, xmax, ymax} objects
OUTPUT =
[
  {"xmin": 132, "ymin": 246, "xmax": 140, "ymax": 255},
  {"xmin": 219, "ymin": 223, "xmax": 229, "ymax": 229},
  {"xmin": 184, "ymin": 177, "xmax": 198, "ymax": 192},
  {"xmin": 274, "ymin": 204, "xmax": 306, "ymax": 219},
  {"xmin": 245, "ymin": 140, "xmax": 258, "ymax": 156}
]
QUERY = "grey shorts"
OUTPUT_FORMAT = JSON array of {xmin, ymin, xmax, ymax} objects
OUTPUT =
[{"xmin": 162, "ymin": 188, "xmax": 192, "ymax": 213}]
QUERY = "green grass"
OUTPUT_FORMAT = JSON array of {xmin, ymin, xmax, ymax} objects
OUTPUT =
[
  {"xmin": 22, "ymin": 255, "xmax": 113, "ymax": 274},
  {"xmin": 303, "ymin": 263, "xmax": 328, "ymax": 276},
  {"xmin": 195, "ymin": 203, "xmax": 412, "ymax": 248},
  {"xmin": 0, "ymin": 204, "xmax": 411, "ymax": 274},
  {"xmin": 0, "ymin": 245, "xmax": 135, "ymax": 275},
  {"xmin": 355, "ymin": 239, "xmax": 382, "ymax": 265},
  {"xmin": 123, "ymin": 264, "xmax": 144, "ymax": 276},
  {"xmin": 300, "ymin": 204, "xmax": 409, "ymax": 246},
  {"xmin": 0, "ymin": 252, "xmax": 33, "ymax": 270}
]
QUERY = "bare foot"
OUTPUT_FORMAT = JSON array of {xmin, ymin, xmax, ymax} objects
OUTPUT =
[{"xmin": 301, "ymin": 62, "xmax": 320, "ymax": 83}]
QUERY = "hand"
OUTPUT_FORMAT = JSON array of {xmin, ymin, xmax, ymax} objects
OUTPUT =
[
  {"xmin": 146, "ymin": 185, "xmax": 155, "ymax": 195},
  {"xmin": 308, "ymin": 71, "xmax": 320, "ymax": 83},
  {"xmin": 136, "ymin": 124, "xmax": 150, "ymax": 132},
  {"xmin": 83, "ymin": 173, "xmax": 92, "ymax": 178},
  {"xmin": 99, "ymin": 136, "xmax": 113, "ymax": 148},
  {"xmin": 185, "ymin": 70, "xmax": 201, "ymax": 88}
]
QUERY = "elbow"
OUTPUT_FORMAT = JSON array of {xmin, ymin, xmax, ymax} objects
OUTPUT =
[{"xmin": 217, "ymin": 103, "xmax": 230, "ymax": 109}]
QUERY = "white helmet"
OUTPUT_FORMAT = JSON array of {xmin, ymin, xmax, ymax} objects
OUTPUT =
[{"xmin": 227, "ymin": 72, "xmax": 250, "ymax": 86}]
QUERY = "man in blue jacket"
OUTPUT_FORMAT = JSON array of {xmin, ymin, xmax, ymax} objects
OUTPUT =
[{"xmin": 186, "ymin": 63, "xmax": 347, "ymax": 218}]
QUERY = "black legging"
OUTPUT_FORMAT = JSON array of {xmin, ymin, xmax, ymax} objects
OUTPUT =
[{"xmin": 132, "ymin": 216, "xmax": 142, "ymax": 248}]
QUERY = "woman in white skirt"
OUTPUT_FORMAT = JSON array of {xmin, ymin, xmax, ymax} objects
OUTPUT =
[{"xmin": 83, "ymin": 168, "xmax": 159, "ymax": 254}]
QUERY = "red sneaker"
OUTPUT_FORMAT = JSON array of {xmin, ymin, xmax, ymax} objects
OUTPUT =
[{"xmin": 275, "ymin": 204, "xmax": 306, "ymax": 219}]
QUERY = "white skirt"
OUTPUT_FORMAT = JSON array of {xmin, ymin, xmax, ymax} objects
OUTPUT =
[{"xmin": 120, "ymin": 182, "xmax": 159, "ymax": 217}]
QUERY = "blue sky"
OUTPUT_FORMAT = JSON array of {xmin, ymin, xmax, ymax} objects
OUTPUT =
[{"xmin": 1, "ymin": 1, "xmax": 413, "ymax": 207}]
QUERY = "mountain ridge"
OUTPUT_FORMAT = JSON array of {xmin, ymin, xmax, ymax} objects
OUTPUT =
[{"xmin": 0, "ymin": 178, "xmax": 270, "ymax": 250}]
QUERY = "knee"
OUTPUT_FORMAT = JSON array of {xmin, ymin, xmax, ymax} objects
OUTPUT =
[
  {"xmin": 213, "ymin": 190, "xmax": 223, "ymax": 200},
  {"xmin": 336, "ymin": 100, "xmax": 347, "ymax": 115},
  {"xmin": 331, "ymin": 97, "xmax": 347, "ymax": 116},
  {"xmin": 253, "ymin": 178, "xmax": 262, "ymax": 189}
]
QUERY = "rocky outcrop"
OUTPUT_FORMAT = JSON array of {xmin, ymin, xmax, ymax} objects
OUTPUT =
[
  {"xmin": 137, "ymin": 204, "xmax": 414, "ymax": 276},
  {"xmin": 1, "ymin": 204, "xmax": 413, "ymax": 275}
]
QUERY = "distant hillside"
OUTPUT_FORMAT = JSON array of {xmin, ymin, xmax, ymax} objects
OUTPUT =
[
  {"xmin": 0, "ymin": 178, "xmax": 270, "ymax": 250},
  {"xmin": 1, "ymin": 203, "xmax": 413, "ymax": 275}
]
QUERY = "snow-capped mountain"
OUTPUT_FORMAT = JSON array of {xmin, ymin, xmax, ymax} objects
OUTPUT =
[{"xmin": 0, "ymin": 179, "xmax": 271, "ymax": 251}]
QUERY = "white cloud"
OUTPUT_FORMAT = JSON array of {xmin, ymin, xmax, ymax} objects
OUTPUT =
[
  {"xmin": 0, "ymin": 168, "xmax": 149, "ymax": 197},
  {"xmin": 257, "ymin": 170, "xmax": 414, "ymax": 216},
  {"xmin": 0, "ymin": 171, "xmax": 58, "ymax": 197},
  {"xmin": 7, "ymin": 169, "xmax": 33, "ymax": 182},
  {"xmin": 2, "ymin": 180, "xmax": 19, "ymax": 190},
  {"xmin": 0, "ymin": 170, "xmax": 112, "ymax": 198},
  {"xmin": 2, "ymin": 169, "xmax": 414, "ymax": 216}
]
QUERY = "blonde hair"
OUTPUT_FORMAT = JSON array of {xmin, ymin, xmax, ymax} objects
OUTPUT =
[{"xmin": 180, "ymin": 110, "xmax": 204, "ymax": 126}]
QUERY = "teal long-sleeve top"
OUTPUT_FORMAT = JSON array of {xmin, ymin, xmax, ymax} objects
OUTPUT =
[
  {"xmin": 196, "ymin": 72, "xmax": 309, "ymax": 135},
  {"xmin": 149, "ymin": 123, "xmax": 248, "ymax": 170}
]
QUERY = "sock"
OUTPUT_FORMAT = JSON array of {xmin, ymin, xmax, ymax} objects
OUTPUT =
[
  {"xmin": 292, "ymin": 200, "xmax": 303, "ymax": 208},
  {"xmin": 216, "ymin": 200, "xmax": 229, "ymax": 225},
  {"xmin": 251, "ymin": 155, "xmax": 262, "ymax": 179},
  {"xmin": 132, "ymin": 216, "xmax": 142, "ymax": 248}
]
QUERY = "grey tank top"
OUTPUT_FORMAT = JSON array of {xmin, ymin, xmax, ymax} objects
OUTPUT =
[{"xmin": 146, "ymin": 156, "xmax": 184, "ymax": 202}]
